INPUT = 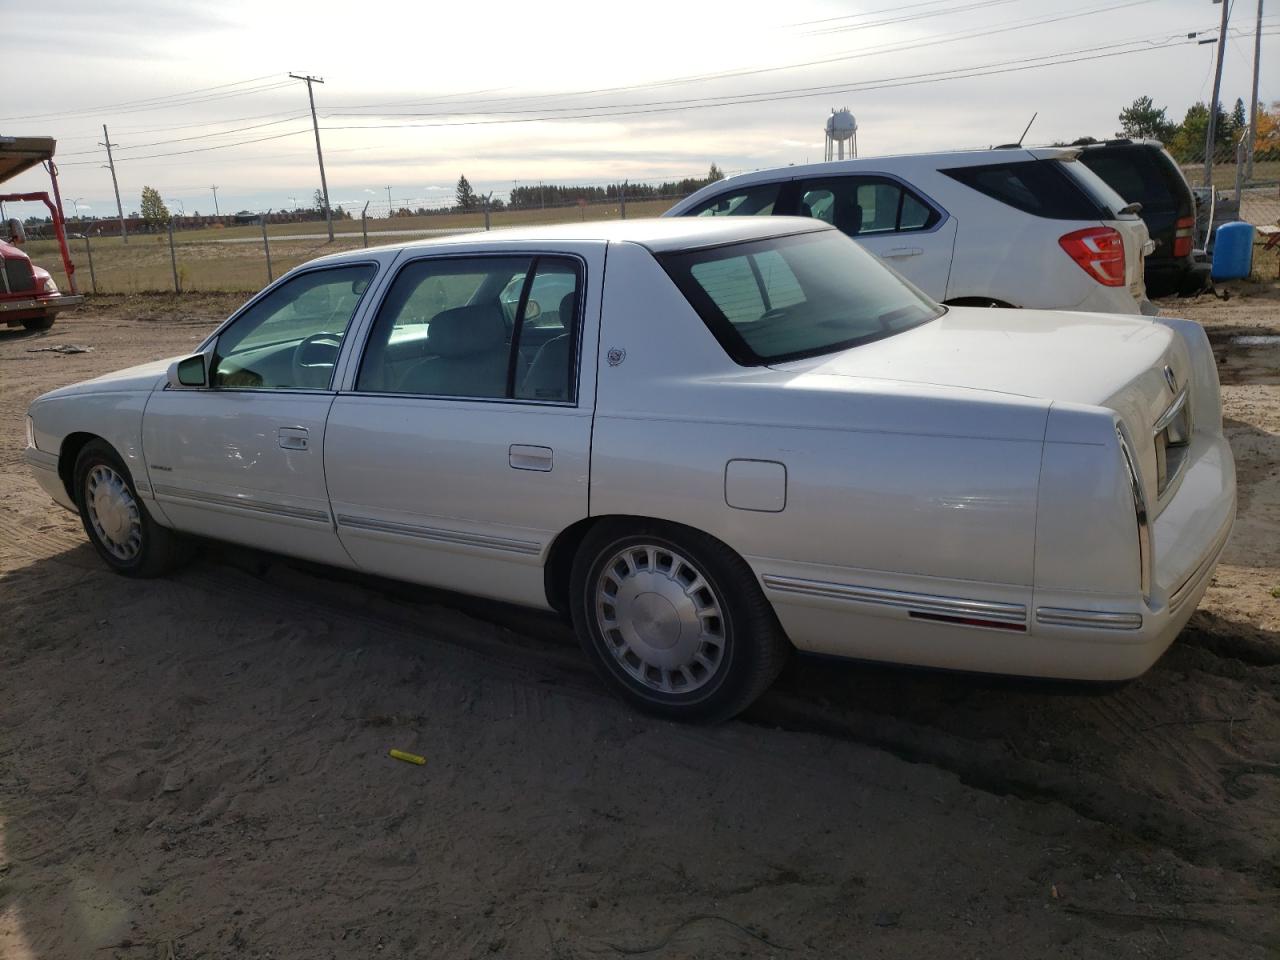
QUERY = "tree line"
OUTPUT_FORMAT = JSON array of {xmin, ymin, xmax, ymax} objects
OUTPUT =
[
  {"xmin": 453, "ymin": 164, "xmax": 725, "ymax": 212},
  {"xmin": 1077, "ymin": 96, "xmax": 1280, "ymax": 162}
]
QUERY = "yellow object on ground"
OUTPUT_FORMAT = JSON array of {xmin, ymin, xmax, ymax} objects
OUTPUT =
[{"xmin": 389, "ymin": 749, "xmax": 426, "ymax": 765}]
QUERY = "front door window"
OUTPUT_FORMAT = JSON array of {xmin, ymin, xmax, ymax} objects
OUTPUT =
[{"xmin": 213, "ymin": 264, "xmax": 376, "ymax": 390}]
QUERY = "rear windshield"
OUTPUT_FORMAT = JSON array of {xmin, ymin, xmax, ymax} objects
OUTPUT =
[
  {"xmin": 942, "ymin": 158, "xmax": 1111, "ymax": 220},
  {"xmin": 1077, "ymin": 148, "xmax": 1189, "ymax": 211},
  {"xmin": 658, "ymin": 229, "xmax": 943, "ymax": 365}
]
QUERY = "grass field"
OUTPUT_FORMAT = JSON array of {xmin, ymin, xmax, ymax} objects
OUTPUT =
[
  {"xmin": 24, "ymin": 186, "xmax": 1278, "ymax": 295},
  {"xmin": 25, "ymin": 198, "xmax": 677, "ymax": 294}
]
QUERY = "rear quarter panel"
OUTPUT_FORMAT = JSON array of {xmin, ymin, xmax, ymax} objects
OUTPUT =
[{"xmin": 590, "ymin": 241, "xmax": 1050, "ymax": 652}]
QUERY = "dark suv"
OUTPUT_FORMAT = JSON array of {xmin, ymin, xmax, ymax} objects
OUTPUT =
[{"xmin": 1074, "ymin": 139, "xmax": 1208, "ymax": 297}]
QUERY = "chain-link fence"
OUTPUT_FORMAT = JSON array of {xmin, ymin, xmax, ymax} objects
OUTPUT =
[
  {"xmin": 21, "ymin": 193, "xmax": 687, "ymax": 296},
  {"xmin": 1175, "ymin": 136, "xmax": 1280, "ymax": 275},
  {"xmin": 18, "ymin": 138, "xmax": 1280, "ymax": 297}
]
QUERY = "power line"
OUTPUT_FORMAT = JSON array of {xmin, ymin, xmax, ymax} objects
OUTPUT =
[
  {"xmin": 330, "ymin": 0, "xmax": 1152, "ymax": 116},
  {"xmin": 57, "ymin": 115, "xmax": 312, "ymax": 157},
  {"xmin": 802, "ymin": 0, "xmax": 1023, "ymax": 36},
  {"xmin": 790, "ymin": 0, "xmax": 976, "ymax": 27},
  {"xmin": 58, "ymin": 129, "xmax": 312, "ymax": 166},
  {"xmin": 322, "ymin": 33, "xmax": 1201, "ymax": 130},
  {"xmin": 0, "ymin": 74, "xmax": 285, "ymax": 123}
]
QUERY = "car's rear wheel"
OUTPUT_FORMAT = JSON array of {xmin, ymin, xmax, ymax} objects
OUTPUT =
[
  {"xmin": 21, "ymin": 314, "xmax": 56, "ymax": 332},
  {"xmin": 73, "ymin": 439, "xmax": 188, "ymax": 577},
  {"xmin": 570, "ymin": 521, "xmax": 789, "ymax": 722}
]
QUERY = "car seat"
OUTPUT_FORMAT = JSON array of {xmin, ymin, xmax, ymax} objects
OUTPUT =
[
  {"xmin": 396, "ymin": 302, "xmax": 509, "ymax": 397},
  {"xmin": 519, "ymin": 291, "xmax": 577, "ymax": 401},
  {"xmin": 833, "ymin": 196, "xmax": 864, "ymax": 235}
]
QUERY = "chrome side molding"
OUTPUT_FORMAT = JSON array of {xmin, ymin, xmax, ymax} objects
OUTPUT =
[
  {"xmin": 335, "ymin": 514, "xmax": 541, "ymax": 556},
  {"xmin": 152, "ymin": 483, "xmax": 331, "ymax": 523},
  {"xmin": 1035, "ymin": 607, "xmax": 1143, "ymax": 630},
  {"xmin": 761, "ymin": 575, "xmax": 1027, "ymax": 629}
]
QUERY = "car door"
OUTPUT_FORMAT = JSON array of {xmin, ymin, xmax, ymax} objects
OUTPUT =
[
  {"xmin": 784, "ymin": 175, "xmax": 958, "ymax": 299},
  {"xmin": 323, "ymin": 246, "xmax": 601, "ymax": 610},
  {"xmin": 142, "ymin": 262, "xmax": 379, "ymax": 567}
]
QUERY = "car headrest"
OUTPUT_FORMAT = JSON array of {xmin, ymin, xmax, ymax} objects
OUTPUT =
[
  {"xmin": 834, "ymin": 197, "xmax": 863, "ymax": 235},
  {"xmin": 558, "ymin": 291, "xmax": 577, "ymax": 327},
  {"xmin": 428, "ymin": 303, "xmax": 506, "ymax": 357}
]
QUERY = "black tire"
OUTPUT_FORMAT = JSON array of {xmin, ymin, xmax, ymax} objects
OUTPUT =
[
  {"xmin": 73, "ymin": 439, "xmax": 189, "ymax": 577},
  {"xmin": 569, "ymin": 520, "xmax": 790, "ymax": 723},
  {"xmin": 21, "ymin": 314, "xmax": 56, "ymax": 332}
]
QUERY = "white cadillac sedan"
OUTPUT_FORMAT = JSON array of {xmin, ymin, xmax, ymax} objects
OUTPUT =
[{"xmin": 24, "ymin": 218, "xmax": 1235, "ymax": 722}]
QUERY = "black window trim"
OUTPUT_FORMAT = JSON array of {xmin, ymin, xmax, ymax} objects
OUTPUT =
[
  {"xmin": 200, "ymin": 259, "xmax": 382, "ymax": 395},
  {"xmin": 348, "ymin": 250, "xmax": 588, "ymax": 408},
  {"xmin": 787, "ymin": 173, "xmax": 946, "ymax": 236}
]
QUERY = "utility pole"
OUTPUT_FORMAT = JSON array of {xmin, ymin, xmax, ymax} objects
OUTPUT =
[
  {"xmin": 290, "ymin": 73, "xmax": 334, "ymax": 241},
  {"xmin": 99, "ymin": 124, "xmax": 127, "ymax": 244},
  {"xmin": 211, "ymin": 184, "xmax": 220, "ymax": 216},
  {"xmin": 386, "ymin": 185, "xmax": 393, "ymax": 218},
  {"xmin": 1246, "ymin": 0, "xmax": 1264, "ymax": 180},
  {"xmin": 1202, "ymin": 0, "xmax": 1231, "ymax": 189}
]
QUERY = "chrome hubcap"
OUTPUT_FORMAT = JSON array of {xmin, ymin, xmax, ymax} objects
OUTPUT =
[
  {"xmin": 85, "ymin": 465, "xmax": 142, "ymax": 561},
  {"xmin": 594, "ymin": 544, "xmax": 726, "ymax": 694}
]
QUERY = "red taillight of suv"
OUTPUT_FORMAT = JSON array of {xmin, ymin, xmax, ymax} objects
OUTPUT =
[
  {"xmin": 1058, "ymin": 227, "xmax": 1126, "ymax": 287},
  {"xmin": 1173, "ymin": 216, "xmax": 1195, "ymax": 258}
]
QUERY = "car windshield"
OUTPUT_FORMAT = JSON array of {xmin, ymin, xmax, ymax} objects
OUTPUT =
[{"xmin": 658, "ymin": 229, "xmax": 943, "ymax": 365}]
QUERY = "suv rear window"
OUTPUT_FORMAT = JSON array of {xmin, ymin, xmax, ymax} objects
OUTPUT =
[
  {"xmin": 1078, "ymin": 147, "xmax": 1189, "ymax": 213},
  {"xmin": 942, "ymin": 159, "xmax": 1109, "ymax": 220},
  {"xmin": 658, "ymin": 230, "xmax": 942, "ymax": 365}
]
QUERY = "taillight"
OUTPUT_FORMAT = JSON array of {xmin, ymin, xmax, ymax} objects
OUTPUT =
[
  {"xmin": 1059, "ymin": 227, "xmax": 1126, "ymax": 287},
  {"xmin": 1173, "ymin": 215, "xmax": 1194, "ymax": 258}
]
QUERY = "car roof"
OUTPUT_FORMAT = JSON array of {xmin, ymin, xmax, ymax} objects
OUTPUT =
[
  {"xmin": 668, "ymin": 146, "xmax": 1082, "ymax": 211},
  {"xmin": 324, "ymin": 216, "xmax": 832, "ymax": 261}
]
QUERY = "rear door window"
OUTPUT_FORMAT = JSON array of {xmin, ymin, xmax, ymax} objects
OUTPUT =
[
  {"xmin": 794, "ymin": 176, "xmax": 940, "ymax": 237},
  {"xmin": 355, "ymin": 255, "xmax": 582, "ymax": 402},
  {"xmin": 942, "ymin": 159, "xmax": 1109, "ymax": 220},
  {"xmin": 685, "ymin": 182, "xmax": 781, "ymax": 218}
]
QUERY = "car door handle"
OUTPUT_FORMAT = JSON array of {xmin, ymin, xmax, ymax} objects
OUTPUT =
[
  {"xmin": 884, "ymin": 246, "xmax": 924, "ymax": 258},
  {"xmin": 278, "ymin": 426, "xmax": 309, "ymax": 451},
  {"xmin": 509, "ymin": 444, "xmax": 553, "ymax": 472}
]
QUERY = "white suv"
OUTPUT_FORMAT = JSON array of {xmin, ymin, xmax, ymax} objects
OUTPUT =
[{"xmin": 665, "ymin": 147, "xmax": 1156, "ymax": 315}]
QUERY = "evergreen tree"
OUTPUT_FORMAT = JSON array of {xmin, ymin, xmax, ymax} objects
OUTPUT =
[
  {"xmin": 1117, "ymin": 96, "xmax": 1175, "ymax": 141},
  {"xmin": 456, "ymin": 175, "xmax": 478, "ymax": 211}
]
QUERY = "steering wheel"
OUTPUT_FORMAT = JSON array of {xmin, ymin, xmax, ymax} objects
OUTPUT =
[{"xmin": 291, "ymin": 332, "xmax": 342, "ymax": 389}]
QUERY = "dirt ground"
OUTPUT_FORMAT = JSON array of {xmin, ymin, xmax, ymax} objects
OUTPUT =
[{"xmin": 0, "ymin": 286, "xmax": 1277, "ymax": 959}]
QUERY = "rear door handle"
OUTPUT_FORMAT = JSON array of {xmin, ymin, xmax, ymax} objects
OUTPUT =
[
  {"xmin": 278, "ymin": 426, "xmax": 309, "ymax": 451},
  {"xmin": 510, "ymin": 444, "xmax": 553, "ymax": 472},
  {"xmin": 885, "ymin": 246, "xmax": 923, "ymax": 258}
]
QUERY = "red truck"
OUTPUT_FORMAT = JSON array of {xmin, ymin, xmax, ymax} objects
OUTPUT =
[
  {"xmin": 1, "ymin": 231, "xmax": 82, "ymax": 331},
  {"xmin": 0, "ymin": 136, "xmax": 82, "ymax": 331}
]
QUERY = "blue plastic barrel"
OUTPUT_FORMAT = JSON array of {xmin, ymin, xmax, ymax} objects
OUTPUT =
[{"xmin": 1211, "ymin": 221, "xmax": 1255, "ymax": 280}]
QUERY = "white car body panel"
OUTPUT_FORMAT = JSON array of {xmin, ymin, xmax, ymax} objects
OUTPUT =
[
  {"xmin": 25, "ymin": 219, "xmax": 1234, "ymax": 686},
  {"xmin": 665, "ymin": 148, "xmax": 1152, "ymax": 314},
  {"xmin": 322, "ymin": 239, "xmax": 603, "ymax": 608}
]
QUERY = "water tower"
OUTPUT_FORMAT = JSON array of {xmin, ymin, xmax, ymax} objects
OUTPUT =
[{"xmin": 824, "ymin": 108, "xmax": 857, "ymax": 161}]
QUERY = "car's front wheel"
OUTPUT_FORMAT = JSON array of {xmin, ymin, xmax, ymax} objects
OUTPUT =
[
  {"xmin": 570, "ymin": 521, "xmax": 789, "ymax": 722},
  {"xmin": 73, "ymin": 439, "xmax": 188, "ymax": 577}
]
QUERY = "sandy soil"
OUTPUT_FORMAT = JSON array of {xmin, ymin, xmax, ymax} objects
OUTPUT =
[{"xmin": 0, "ymin": 290, "xmax": 1277, "ymax": 959}]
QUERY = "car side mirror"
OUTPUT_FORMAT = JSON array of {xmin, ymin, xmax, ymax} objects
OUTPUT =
[{"xmin": 167, "ymin": 351, "xmax": 210, "ymax": 388}]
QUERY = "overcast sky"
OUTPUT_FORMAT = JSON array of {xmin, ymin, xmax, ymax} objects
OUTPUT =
[{"xmin": 4, "ymin": 0, "xmax": 1276, "ymax": 219}]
